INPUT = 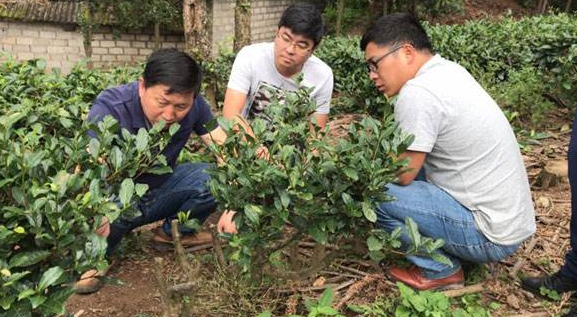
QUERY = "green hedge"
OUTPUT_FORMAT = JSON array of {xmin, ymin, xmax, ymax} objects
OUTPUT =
[{"xmin": 317, "ymin": 13, "xmax": 577, "ymax": 123}]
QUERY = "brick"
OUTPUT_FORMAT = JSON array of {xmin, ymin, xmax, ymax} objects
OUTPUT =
[
  {"xmin": 123, "ymin": 48, "xmax": 138, "ymax": 55},
  {"xmin": 120, "ymin": 34, "xmax": 135, "ymax": 41},
  {"xmin": 136, "ymin": 35, "xmax": 150, "ymax": 41},
  {"xmin": 17, "ymin": 52, "xmax": 34, "ymax": 60},
  {"xmin": 31, "ymin": 46, "xmax": 47, "ymax": 53},
  {"xmin": 90, "ymin": 55, "xmax": 102, "ymax": 61},
  {"xmin": 64, "ymin": 46, "xmax": 81, "ymax": 54},
  {"xmin": 12, "ymin": 45, "xmax": 30, "ymax": 53},
  {"xmin": 104, "ymin": 34, "xmax": 114, "ymax": 40},
  {"xmin": 115, "ymin": 40, "xmax": 131, "ymax": 47},
  {"xmin": 109, "ymin": 47, "xmax": 123, "ymax": 54},
  {"xmin": 46, "ymin": 61, "xmax": 61, "ymax": 69},
  {"xmin": 139, "ymin": 48, "xmax": 153, "ymax": 56},
  {"xmin": 100, "ymin": 40, "xmax": 115, "ymax": 48},
  {"xmin": 131, "ymin": 41, "xmax": 146, "ymax": 48},
  {"xmin": 67, "ymin": 54, "xmax": 83, "ymax": 62},
  {"xmin": 92, "ymin": 47, "xmax": 108, "ymax": 55},
  {"xmin": 68, "ymin": 39, "xmax": 84, "ymax": 47},
  {"xmin": 93, "ymin": 34, "xmax": 105, "ymax": 40},
  {"xmin": 52, "ymin": 39, "xmax": 68, "ymax": 46},
  {"xmin": 6, "ymin": 27, "xmax": 22, "ymax": 36},
  {"xmin": 131, "ymin": 55, "xmax": 146, "ymax": 62},
  {"xmin": 49, "ymin": 54, "xmax": 67, "ymax": 61},
  {"xmin": 22, "ymin": 30, "xmax": 39, "ymax": 37},
  {"xmin": 47, "ymin": 46, "xmax": 66, "ymax": 54},
  {"xmin": 161, "ymin": 42, "xmax": 177, "ymax": 49},
  {"xmin": 1, "ymin": 36, "xmax": 17, "ymax": 45},
  {"xmin": 39, "ymin": 31, "xmax": 56, "ymax": 39},
  {"xmin": 56, "ymin": 32, "xmax": 74, "ymax": 40},
  {"xmin": 101, "ymin": 55, "xmax": 117, "ymax": 62},
  {"xmin": 116, "ymin": 55, "xmax": 131, "ymax": 62}
]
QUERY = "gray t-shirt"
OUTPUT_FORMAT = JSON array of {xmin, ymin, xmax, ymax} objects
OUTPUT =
[
  {"xmin": 227, "ymin": 42, "xmax": 333, "ymax": 120},
  {"xmin": 395, "ymin": 55, "xmax": 535, "ymax": 245}
]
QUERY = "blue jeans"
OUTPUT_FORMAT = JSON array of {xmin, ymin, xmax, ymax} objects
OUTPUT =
[
  {"xmin": 376, "ymin": 180, "xmax": 520, "ymax": 279},
  {"xmin": 561, "ymin": 107, "xmax": 577, "ymax": 280},
  {"xmin": 106, "ymin": 162, "xmax": 217, "ymax": 254}
]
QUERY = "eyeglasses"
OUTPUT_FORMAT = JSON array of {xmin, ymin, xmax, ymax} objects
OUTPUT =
[
  {"xmin": 276, "ymin": 32, "xmax": 313, "ymax": 55},
  {"xmin": 366, "ymin": 45, "xmax": 403, "ymax": 73}
]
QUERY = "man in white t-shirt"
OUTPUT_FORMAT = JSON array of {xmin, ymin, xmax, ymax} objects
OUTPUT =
[
  {"xmin": 361, "ymin": 13, "xmax": 535, "ymax": 290},
  {"xmin": 216, "ymin": 2, "xmax": 334, "ymax": 233}
]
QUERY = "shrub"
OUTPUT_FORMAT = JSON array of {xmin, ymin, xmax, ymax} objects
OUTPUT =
[{"xmin": 0, "ymin": 59, "xmax": 170, "ymax": 316}]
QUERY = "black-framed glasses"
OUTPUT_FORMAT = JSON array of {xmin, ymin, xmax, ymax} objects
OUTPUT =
[
  {"xmin": 276, "ymin": 32, "xmax": 313, "ymax": 55},
  {"xmin": 366, "ymin": 45, "xmax": 403, "ymax": 73}
]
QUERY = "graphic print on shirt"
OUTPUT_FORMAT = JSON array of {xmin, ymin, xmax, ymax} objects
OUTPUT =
[{"xmin": 246, "ymin": 81, "xmax": 285, "ymax": 123}]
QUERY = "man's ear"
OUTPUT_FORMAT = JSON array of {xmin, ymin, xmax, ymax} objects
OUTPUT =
[
  {"xmin": 138, "ymin": 77, "xmax": 145, "ymax": 98},
  {"xmin": 402, "ymin": 44, "xmax": 416, "ymax": 65}
]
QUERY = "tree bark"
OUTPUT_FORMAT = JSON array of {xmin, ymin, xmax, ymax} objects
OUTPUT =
[
  {"xmin": 566, "ymin": 0, "xmax": 573, "ymax": 12},
  {"xmin": 336, "ymin": 0, "xmax": 345, "ymax": 35},
  {"xmin": 153, "ymin": 22, "xmax": 161, "ymax": 51},
  {"xmin": 233, "ymin": 0, "xmax": 252, "ymax": 53},
  {"xmin": 81, "ymin": 2, "xmax": 94, "ymax": 70},
  {"xmin": 182, "ymin": 0, "xmax": 212, "ymax": 61},
  {"xmin": 383, "ymin": 0, "xmax": 389, "ymax": 15}
]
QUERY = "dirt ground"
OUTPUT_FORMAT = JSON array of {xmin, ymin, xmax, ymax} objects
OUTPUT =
[{"xmin": 66, "ymin": 2, "xmax": 572, "ymax": 317}]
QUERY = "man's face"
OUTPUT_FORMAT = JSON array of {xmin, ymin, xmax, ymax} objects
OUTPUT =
[
  {"xmin": 138, "ymin": 78, "xmax": 194, "ymax": 127},
  {"xmin": 364, "ymin": 42, "xmax": 410, "ymax": 98},
  {"xmin": 274, "ymin": 26, "xmax": 315, "ymax": 71}
]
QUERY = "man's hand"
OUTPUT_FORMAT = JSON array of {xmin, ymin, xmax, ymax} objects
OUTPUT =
[
  {"xmin": 217, "ymin": 210, "xmax": 238, "ymax": 234},
  {"xmin": 95, "ymin": 216, "xmax": 110, "ymax": 237}
]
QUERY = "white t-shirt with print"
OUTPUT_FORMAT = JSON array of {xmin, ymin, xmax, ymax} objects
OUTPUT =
[
  {"xmin": 227, "ymin": 42, "xmax": 333, "ymax": 120},
  {"xmin": 394, "ymin": 54, "xmax": 536, "ymax": 246}
]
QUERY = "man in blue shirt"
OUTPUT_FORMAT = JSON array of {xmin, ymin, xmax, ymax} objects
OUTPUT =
[{"xmin": 77, "ymin": 49, "xmax": 220, "ymax": 294}]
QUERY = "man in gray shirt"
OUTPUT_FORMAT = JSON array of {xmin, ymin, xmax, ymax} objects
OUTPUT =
[{"xmin": 361, "ymin": 13, "xmax": 535, "ymax": 290}]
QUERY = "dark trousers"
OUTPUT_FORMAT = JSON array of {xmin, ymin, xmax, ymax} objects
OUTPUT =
[{"xmin": 561, "ymin": 109, "xmax": 577, "ymax": 280}]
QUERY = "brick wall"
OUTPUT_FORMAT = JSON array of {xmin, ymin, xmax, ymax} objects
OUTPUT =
[
  {"xmin": 212, "ymin": 0, "xmax": 297, "ymax": 55},
  {"xmin": 0, "ymin": 0, "xmax": 295, "ymax": 73},
  {"xmin": 0, "ymin": 21, "xmax": 184, "ymax": 74}
]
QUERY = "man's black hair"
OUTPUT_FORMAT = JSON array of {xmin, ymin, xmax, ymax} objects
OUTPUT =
[
  {"xmin": 278, "ymin": 2, "xmax": 325, "ymax": 46},
  {"xmin": 360, "ymin": 13, "xmax": 433, "ymax": 53},
  {"xmin": 142, "ymin": 48, "xmax": 202, "ymax": 95}
]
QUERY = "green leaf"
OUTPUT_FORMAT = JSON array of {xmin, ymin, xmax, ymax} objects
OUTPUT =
[
  {"xmin": 9, "ymin": 251, "xmax": 51, "ymax": 268},
  {"xmin": 362, "ymin": 202, "xmax": 377, "ymax": 223},
  {"xmin": 406, "ymin": 217, "xmax": 421, "ymax": 247},
  {"xmin": 119, "ymin": 178, "xmax": 135, "ymax": 207},
  {"xmin": 279, "ymin": 189, "xmax": 290, "ymax": 208},
  {"xmin": 255, "ymin": 312, "xmax": 272, "ymax": 317},
  {"xmin": 0, "ymin": 295, "xmax": 15, "ymax": 310},
  {"xmin": 111, "ymin": 146, "xmax": 123, "ymax": 170},
  {"xmin": 135, "ymin": 128, "xmax": 149, "ymax": 152},
  {"xmin": 318, "ymin": 288, "xmax": 334, "ymax": 307},
  {"xmin": 38, "ymin": 287, "xmax": 74, "ymax": 315},
  {"xmin": 367, "ymin": 236, "xmax": 383, "ymax": 251},
  {"xmin": 37, "ymin": 266, "xmax": 64, "ymax": 291},
  {"xmin": 17, "ymin": 288, "xmax": 36, "ymax": 300},
  {"xmin": 135, "ymin": 183, "xmax": 149, "ymax": 197},
  {"xmin": 169, "ymin": 122, "xmax": 180, "ymax": 136},
  {"xmin": 89, "ymin": 138, "xmax": 100, "ymax": 159},
  {"xmin": 29, "ymin": 295, "xmax": 46, "ymax": 309},
  {"xmin": 244, "ymin": 204, "xmax": 262, "ymax": 225},
  {"xmin": 343, "ymin": 168, "xmax": 359, "ymax": 181}
]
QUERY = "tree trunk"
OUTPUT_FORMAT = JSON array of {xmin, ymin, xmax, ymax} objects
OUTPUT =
[
  {"xmin": 409, "ymin": 0, "xmax": 417, "ymax": 17},
  {"xmin": 182, "ymin": 0, "xmax": 212, "ymax": 61},
  {"xmin": 81, "ymin": 2, "xmax": 94, "ymax": 70},
  {"xmin": 153, "ymin": 22, "xmax": 161, "ymax": 51},
  {"xmin": 336, "ymin": 0, "xmax": 345, "ymax": 35},
  {"xmin": 566, "ymin": 0, "xmax": 573, "ymax": 12},
  {"xmin": 233, "ymin": 0, "xmax": 252, "ymax": 53},
  {"xmin": 383, "ymin": 0, "xmax": 389, "ymax": 15}
]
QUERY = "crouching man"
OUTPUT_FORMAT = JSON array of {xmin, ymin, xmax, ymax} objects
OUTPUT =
[
  {"xmin": 362, "ymin": 13, "xmax": 536, "ymax": 290},
  {"xmin": 77, "ymin": 49, "xmax": 223, "ymax": 294}
]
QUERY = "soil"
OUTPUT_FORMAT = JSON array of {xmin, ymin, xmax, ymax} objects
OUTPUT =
[{"xmin": 66, "ymin": 2, "xmax": 572, "ymax": 317}]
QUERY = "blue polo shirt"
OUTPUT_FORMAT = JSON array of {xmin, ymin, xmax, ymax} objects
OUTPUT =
[{"xmin": 87, "ymin": 81, "xmax": 214, "ymax": 189}]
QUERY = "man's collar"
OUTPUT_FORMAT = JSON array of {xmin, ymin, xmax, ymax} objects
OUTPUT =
[{"xmin": 129, "ymin": 81, "xmax": 148, "ymax": 129}]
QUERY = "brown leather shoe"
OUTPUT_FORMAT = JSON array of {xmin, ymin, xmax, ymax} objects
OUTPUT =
[
  {"xmin": 74, "ymin": 260, "xmax": 116, "ymax": 295},
  {"xmin": 387, "ymin": 266, "xmax": 464, "ymax": 291},
  {"xmin": 151, "ymin": 227, "xmax": 213, "ymax": 247}
]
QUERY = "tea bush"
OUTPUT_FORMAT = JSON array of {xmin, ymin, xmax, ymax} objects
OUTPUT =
[
  {"xmin": 0, "ymin": 59, "xmax": 170, "ymax": 317},
  {"xmin": 206, "ymin": 85, "xmax": 449, "ymax": 279}
]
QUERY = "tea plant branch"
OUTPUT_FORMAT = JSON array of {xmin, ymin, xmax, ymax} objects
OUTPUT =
[
  {"xmin": 210, "ymin": 225, "xmax": 226, "ymax": 269},
  {"xmin": 509, "ymin": 236, "xmax": 538, "ymax": 278},
  {"xmin": 442, "ymin": 283, "xmax": 485, "ymax": 298},
  {"xmin": 170, "ymin": 219, "xmax": 199, "ymax": 280},
  {"xmin": 335, "ymin": 274, "xmax": 382, "ymax": 309},
  {"xmin": 263, "ymin": 248, "xmax": 343, "ymax": 281}
]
